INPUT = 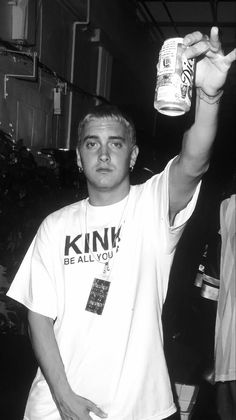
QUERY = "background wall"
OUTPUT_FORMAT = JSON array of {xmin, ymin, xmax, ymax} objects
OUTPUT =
[{"xmin": 0, "ymin": 0, "xmax": 156, "ymax": 153}]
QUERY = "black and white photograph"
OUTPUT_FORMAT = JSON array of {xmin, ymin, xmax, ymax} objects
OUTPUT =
[{"xmin": 0, "ymin": 1, "xmax": 235, "ymax": 420}]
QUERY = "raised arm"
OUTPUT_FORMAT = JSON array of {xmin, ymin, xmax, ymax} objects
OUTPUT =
[
  {"xmin": 169, "ymin": 27, "xmax": 236, "ymax": 225},
  {"xmin": 28, "ymin": 310, "xmax": 107, "ymax": 420}
]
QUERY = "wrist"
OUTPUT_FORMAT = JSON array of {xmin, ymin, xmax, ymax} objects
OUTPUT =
[
  {"xmin": 196, "ymin": 87, "xmax": 223, "ymax": 104},
  {"xmin": 49, "ymin": 376, "xmax": 72, "ymax": 400},
  {"xmin": 52, "ymin": 384, "xmax": 73, "ymax": 407}
]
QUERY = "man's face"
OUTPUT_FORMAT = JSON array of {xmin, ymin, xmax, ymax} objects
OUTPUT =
[{"xmin": 76, "ymin": 117, "xmax": 139, "ymax": 201}]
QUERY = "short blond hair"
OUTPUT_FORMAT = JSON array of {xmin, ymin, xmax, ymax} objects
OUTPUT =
[{"xmin": 77, "ymin": 104, "xmax": 136, "ymax": 149}]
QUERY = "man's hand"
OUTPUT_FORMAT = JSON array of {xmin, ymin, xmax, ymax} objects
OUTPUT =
[
  {"xmin": 183, "ymin": 27, "xmax": 236, "ymax": 95},
  {"xmin": 54, "ymin": 388, "xmax": 108, "ymax": 420}
]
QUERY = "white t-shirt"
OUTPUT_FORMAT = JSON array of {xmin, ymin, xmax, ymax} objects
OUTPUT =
[{"xmin": 7, "ymin": 158, "xmax": 200, "ymax": 420}]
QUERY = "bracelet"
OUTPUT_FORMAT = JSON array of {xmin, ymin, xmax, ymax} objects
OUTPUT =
[{"xmin": 197, "ymin": 87, "xmax": 224, "ymax": 104}]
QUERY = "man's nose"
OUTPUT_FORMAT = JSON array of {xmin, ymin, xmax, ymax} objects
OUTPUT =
[{"xmin": 98, "ymin": 145, "xmax": 110, "ymax": 161}]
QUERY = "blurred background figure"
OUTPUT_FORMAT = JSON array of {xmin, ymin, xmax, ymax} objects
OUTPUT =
[{"xmin": 214, "ymin": 174, "xmax": 236, "ymax": 420}]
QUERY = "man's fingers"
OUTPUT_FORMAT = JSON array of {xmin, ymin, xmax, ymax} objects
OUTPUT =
[
  {"xmin": 87, "ymin": 400, "xmax": 108, "ymax": 418},
  {"xmin": 184, "ymin": 40, "xmax": 211, "ymax": 60},
  {"xmin": 209, "ymin": 26, "xmax": 221, "ymax": 50},
  {"xmin": 183, "ymin": 27, "xmax": 222, "ymax": 59},
  {"xmin": 224, "ymin": 48, "xmax": 236, "ymax": 66},
  {"xmin": 183, "ymin": 31, "xmax": 203, "ymax": 47}
]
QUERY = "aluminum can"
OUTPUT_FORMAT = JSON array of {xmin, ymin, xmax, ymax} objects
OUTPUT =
[{"xmin": 154, "ymin": 37, "xmax": 195, "ymax": 116}]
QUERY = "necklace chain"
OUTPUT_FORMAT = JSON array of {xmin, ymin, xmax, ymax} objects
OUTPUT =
[{"xmin": 84, "ymin": 193, "xmax": 130, "ymax": 274}]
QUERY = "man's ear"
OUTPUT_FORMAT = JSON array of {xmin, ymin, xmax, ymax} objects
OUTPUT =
[
  {"xmin": 130, "ymin": 145, "xmax": 139, "ymax": 168},
  {"xmin": 76, "ymin": 148, "xmax": 83, "ymax": 170}
]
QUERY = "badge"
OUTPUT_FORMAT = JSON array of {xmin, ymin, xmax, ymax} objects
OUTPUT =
[{"xmin": 85, "ymin": 278, "xmax": 111, "ymax": 315}]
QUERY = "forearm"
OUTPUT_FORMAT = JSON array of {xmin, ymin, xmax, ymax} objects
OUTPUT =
[
  {"xmin": 179, "ymin": 88, "xmax": 221, "ymax": 177},
  {"xmin": 28, "ymin": 310, "xmax": 71, "ymax": 401},
  {"xmin": 169, "ymin": 89, "xmax": 221, "ymax": 221}
]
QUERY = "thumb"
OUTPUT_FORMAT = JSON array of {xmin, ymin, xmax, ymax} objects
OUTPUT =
[
  {"xmin": 88, "ymin": 401, "xmax": 108, "ymax": 418},
  {"xmin": 224, "ymin": 48, "xmax": 236, "ymax": 67}
]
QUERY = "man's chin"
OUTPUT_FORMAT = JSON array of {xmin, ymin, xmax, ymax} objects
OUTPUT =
[
  {"xmin": 90, "ymin": 180, "xmax": 114, "ymax": 190},
  {"xmin": 94, "ymin": 174, "xmax": 115, "ymax": 187}
]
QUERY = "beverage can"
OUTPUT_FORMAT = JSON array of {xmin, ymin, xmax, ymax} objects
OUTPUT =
[{"xmin": 154, "ymin": 37, "xmax": 195, "ymax": 116}]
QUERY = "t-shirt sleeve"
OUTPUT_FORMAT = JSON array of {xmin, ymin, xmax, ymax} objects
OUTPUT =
[
  {"xmin": 144, "ymin": 156, "xmax": 201, "ymax": 254},
  {"xmin": 6, "ymin": 217, "xmax": 58, "ymax": 319}
]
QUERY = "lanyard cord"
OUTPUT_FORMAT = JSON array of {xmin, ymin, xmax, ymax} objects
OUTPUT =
[{"xmin": 84, "ymin": 193, "xmax": 130, "ymax": 274}]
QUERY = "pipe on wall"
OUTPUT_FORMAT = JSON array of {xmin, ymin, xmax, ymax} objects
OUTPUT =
[{"xmin": 66, "ymin": 0, "xmax": 90, "ymax": 149}]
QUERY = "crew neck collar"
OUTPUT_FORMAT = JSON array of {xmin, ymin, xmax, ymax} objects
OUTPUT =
[{"xmin": 86, "ymin": 191, "xmax": 131, "ymax": 210}]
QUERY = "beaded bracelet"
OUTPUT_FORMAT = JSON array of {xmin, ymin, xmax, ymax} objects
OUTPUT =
[{"xmin": 197, "ymin": 87, "xmax": 224, "ymax": 104}]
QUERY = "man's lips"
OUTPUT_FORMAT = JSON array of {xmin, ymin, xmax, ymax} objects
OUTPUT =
[{"xmin": 96, "ymin": 167, "xmax": 113, "ymax": 172}]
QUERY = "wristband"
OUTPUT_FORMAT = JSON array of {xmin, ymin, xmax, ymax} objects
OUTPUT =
[{"xmin": 197, "ymin": 87, "xmax": 223, "ymax": 104}]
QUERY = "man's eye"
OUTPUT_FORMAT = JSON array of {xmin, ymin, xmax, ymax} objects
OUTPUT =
[
  {"xmin": 111, "ymin": 141, "xmax": 122, "ymax": 149},
  {"xmin": 86, "ymin": 141, "xmax": 97, "ymax": 149}
]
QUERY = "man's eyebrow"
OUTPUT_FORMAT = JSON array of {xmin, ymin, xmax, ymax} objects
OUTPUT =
[
  {"xmin": 82, "ymin": 135, "xmax": 99, "ymax": 142},
  {"xmin": 82, "ymin": 135, "xmax": 126, "ymax": 142},
  {"xmin": 109, "ymin": 135, "xmax": 126, "ymax": 141}
]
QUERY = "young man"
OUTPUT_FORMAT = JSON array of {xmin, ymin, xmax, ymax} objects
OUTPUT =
[{"xmin": 7, "ymin": 28, "xmax": 236, "ymax": 420}]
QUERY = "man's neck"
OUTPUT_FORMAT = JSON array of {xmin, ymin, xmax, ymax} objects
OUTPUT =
[{"xmin": 87, "ymin": 186, "xmax": 130, "ymax": 206}]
